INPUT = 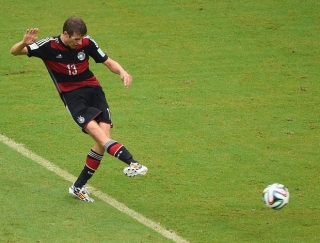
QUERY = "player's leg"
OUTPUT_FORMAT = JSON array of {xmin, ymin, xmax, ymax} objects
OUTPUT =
[
  {"xmin": 66, "ymin": 88, "xmax": 147, "ymax": 202},
  {"xmin": 69, "ymin": 121, "xmax": 106, "ymax": 202},
  {"xmin": 86, "ymin": 121, "xmax": 146, "ymax": 169},
  {"xmin": 84, "ymin": 88, "xmax": 146, "ymax": 170},
  {"xmin": 70, "ymin": 120, "xmax": 147, "ymax": 201},
  {"xmin": 72, "ymin": 122, "xmax": 109, "ymax": 192},
  {"xmin": 99, "ymin": 122, "xmax": 148, "ymax": 177},
  {"xmin": 63, "ymin": 90, "xmax": 103, "ymax": 202}
]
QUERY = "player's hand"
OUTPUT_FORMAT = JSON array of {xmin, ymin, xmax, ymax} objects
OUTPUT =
[
  {"xmin": 23, "ymin": 28, "xmax": 39, "ymax": 45},
  {"xmin": 121, "ymin": 72, "xmax": 132, "ymax": 88}
]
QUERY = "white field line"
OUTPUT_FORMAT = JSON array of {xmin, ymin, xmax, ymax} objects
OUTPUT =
[{"xmin": 0, "ymin": 134, "xmax": 190, "ymax": 243}]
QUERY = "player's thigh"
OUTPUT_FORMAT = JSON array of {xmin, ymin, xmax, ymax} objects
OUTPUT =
[
  {"xmin": 92, "ymin": 90, "xmax": 113, "ymax": 126},
  {"xmin": 99, "ymin": 122, "xmax": 111, "ymax": 138},
  {"xmin": 63, "ymin": 89, "xmax": 101, "ymax": 131}
]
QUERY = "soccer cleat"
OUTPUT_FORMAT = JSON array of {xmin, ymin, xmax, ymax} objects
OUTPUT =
[
  {"xmin": 68, "ymin": 184, "xmax": 94, "ymax": 202},
  {"xmin": 123, "ymin": 162, "xmax": 148, "ymax": 177}
]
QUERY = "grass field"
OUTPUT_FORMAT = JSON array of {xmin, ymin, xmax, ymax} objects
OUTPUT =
[{"xmin": 1, "ymin": 0, "xmax": 320, "ymax": 242}]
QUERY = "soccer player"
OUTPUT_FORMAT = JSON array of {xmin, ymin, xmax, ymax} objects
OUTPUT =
[{"xmin": 10, "ymin": 16, "xmax": 147, "ymax": 202}]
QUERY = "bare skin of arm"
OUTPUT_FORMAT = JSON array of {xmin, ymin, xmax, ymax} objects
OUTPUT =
[
  {"xmin": 103, "ymin": 58, "xmax": 132, "ymax": 88},
  {"xmin": 10, "ymin": 28, "xmax": 39, "ymax": 55}
]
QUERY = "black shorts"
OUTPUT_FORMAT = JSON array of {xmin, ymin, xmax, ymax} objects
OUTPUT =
[{"xmin": 61, "ymin": 86, "xmax": 112, "ymax": 132}]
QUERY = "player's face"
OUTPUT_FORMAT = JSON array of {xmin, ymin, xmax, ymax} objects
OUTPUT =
[{"xmin": 63, "ymin": 31, "xmax": 84, "ymax": 49}]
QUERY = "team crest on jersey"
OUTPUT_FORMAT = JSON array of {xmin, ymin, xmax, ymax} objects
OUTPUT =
[
  {"xmin": 77, "ymin": 116, "xmax": 85, "ymax": 124},
  {"xmin": 77, "ymin": 51, "xmax": 86, "ymax": 61}
]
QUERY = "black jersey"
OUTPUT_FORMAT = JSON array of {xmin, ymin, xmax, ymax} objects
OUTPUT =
[{"xmin": 27, "ymin": 35, "xmax": 108, "ymax": 93}]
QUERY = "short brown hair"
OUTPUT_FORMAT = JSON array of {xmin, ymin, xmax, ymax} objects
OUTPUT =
[{"xmin": 63, "ymin": 17, "xmax": 87, "ymax": 36}]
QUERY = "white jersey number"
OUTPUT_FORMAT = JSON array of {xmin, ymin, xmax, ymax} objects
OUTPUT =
[{"xmin": 67, "ymin": 64, "xmax": 77, "ymax": 75}]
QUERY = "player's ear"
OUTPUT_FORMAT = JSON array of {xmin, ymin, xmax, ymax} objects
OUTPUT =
[{"xmin": 63, "ymin": 31, "xmax": 69, "ymax": 38}]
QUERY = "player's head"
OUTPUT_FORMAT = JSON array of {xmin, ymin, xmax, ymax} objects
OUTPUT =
[
  {"xmin": 63, "ymin": 17, "xmax": 87, "ymax": 37},
  {"xmin": 62, "ymin": 17, "xmax": 87, "ymax": 49}
]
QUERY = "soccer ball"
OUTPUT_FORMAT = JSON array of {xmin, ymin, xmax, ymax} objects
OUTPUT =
[{"xmin": 262, "ymin": 183, "xmax": 289, "ymax": 210}]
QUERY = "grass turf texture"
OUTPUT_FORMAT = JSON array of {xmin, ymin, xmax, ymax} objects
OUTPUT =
[{"xmin": 1, "ymin": 0, "xmax": 320, "ymax": 242}]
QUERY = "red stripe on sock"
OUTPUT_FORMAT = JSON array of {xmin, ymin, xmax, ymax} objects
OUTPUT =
[
  {"xmin": 86, "ymin": 157, "xmax": 100, "ymax": 170},
  {"xmin": 109, "ymin": 143, "xmax": 123, "ymax": 156}
]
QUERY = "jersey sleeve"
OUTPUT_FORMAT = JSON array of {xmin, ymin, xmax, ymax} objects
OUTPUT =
[
  {"xmin": 87, "ymin": 36, "xmax": 109, "ymax": 63},
  {"xmin": 26, "ymin": 37, "xmax": 52, "ymax": 59}
]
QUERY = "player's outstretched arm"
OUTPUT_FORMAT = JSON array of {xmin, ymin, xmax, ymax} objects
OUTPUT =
[
  {"xmin": 103, "ymin": 58, "xmax": 133, "ymax": 88},
  {"xmin": 10, "ymin": 28, "xmax": 39, "ymax": 56}
]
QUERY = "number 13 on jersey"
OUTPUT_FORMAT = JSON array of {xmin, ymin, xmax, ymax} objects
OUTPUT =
[{"xmin": 67, "ymin": 64, "xmax": 77, "ymax": 75}]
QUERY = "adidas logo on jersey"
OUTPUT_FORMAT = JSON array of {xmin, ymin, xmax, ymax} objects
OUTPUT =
[{"xmin": 56, "ymin": 54, "xmax": 62, "ymax": 58}]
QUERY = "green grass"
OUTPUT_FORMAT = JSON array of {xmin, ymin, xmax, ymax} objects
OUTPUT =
[
  {"xmin": 1, "ymin": 0, "xmax": 320, "ymax": 242},
  {"xmin": 0, "ymin": 142, "xmax": 173, "ymax": 243}
]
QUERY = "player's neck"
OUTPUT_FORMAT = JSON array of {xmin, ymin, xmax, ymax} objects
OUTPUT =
[{"xmin": 60, "ymin": 34, "xmax": 68, "ymax": 47}]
